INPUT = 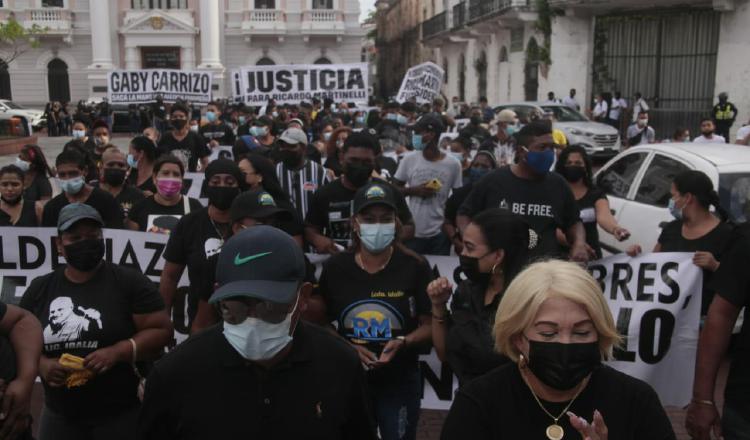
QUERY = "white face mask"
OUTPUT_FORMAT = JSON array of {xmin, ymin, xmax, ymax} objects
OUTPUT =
[
  {"xmin": 72, "ymin": 129, "xmax": 86, "ymax": 140},
  {"xmin": 637, "ymin": 118, "xmax": 648, "ymax": 127},
  {"xmin": 222, "ymin": 297, "xmax": 298, "ymax": 361}
]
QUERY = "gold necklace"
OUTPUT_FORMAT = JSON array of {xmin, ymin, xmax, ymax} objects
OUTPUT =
[
  {"xmin": 519, "ymin": 367, "xmax": 588, "ymax": 440},
  {"xmin": 355, "ymin": 247, "xmax": 393, "ymax": 273}
]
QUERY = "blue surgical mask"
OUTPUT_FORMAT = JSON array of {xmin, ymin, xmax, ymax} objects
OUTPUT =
[
  {"xmin": 449, "ymin": 152, "xmax": 465, "ymax": 163},
  {"xmin": 412, "ymin": 133, "xmax": 424, "ymax": 151},
  {"xmin": 523, "ymin": 147, "xmax": 555, "ymax": 175},
  {"xmin": 668, "ymin": 197, "xmax": 683, "ymax": 220},
  {"xmin": 72, "ymin": 129, "xmax": 86, "ymax": 140},
  {"xmin": 323, "ymin": 132, "xmax": 332, "ymax": 141},
  {"xmin": 505, "ymin": 125, "xmax": 518, "ymax": 136},
  {"xmin": 206, "ymin": 111, "xmax": 217, "ymax": 123},
  {"xmin": 250, "ymin": 126, "xmax": 267, "ymax": 137},
  {"xmin": 14, "ymin": 158, "xmax": 30, "ymax": 172},
  {"xmin": 127, "ymin": 154, "xmax": 138, "ymax": 168},
  {"xmin": 468, "ymin": 167, "xmax": 490, "ymax": 183},
  {"xmin": 58, "ymin": 176, "xmax": 85, "ymax": 195},
  {"xmin": 238, "ymin": 116, "xmax": 246, "ymax": 126},
  {"xmin": 356, "ymin": 116, "xmax": 365, "ymax": 125},
  {"xmin": 222, "ymin": 297, "xmax": 298, "ymax": 361},
  {"xmin": 396, "ymin": 114, "xmax": 408, "ymax": 126},
  {"xmin": 386, "ymin": 113, "xmax": 398, "ymax": 122},
  {"xmin": 358, "ymin": 222, "xmax": 396, "ymax": 253},
  {"xmin": 272, "ymin": 111, "xmax": 279, "ymax": 118}
]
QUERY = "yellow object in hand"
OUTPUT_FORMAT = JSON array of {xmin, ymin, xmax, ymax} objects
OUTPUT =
[{"xmin": 59, "ymin": 353, "xmax": 94, "ymax": 388}]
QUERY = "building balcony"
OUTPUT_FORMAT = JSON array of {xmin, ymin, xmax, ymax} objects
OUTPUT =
[
  {"xmin": 23, "ymin": 8, "xmax": 72, "ymax": 35},
  {"xmin": 422, "ymin": 11, "xmax": 448, "ymax": 40},
  {"xmin": 300, "ymin": 9, "xmax": 346, "ymax": 37},
  {"xmin": 548, "ymin": 0, "xmax": 715, "ymax": 11},
  {"xmin": 241, "ymin": 9, "xmax": 287, "ymax": 35}
]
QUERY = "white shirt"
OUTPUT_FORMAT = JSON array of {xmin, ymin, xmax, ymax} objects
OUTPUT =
[
  {"xmin": 562, "ymin": 96, "xmax": 579, "ymax": 111},
  {"xmin": 736, "ymin": 125, "xmax": 750, "ymax": 142},
  {"xmin": 610, "ymin": 99, "xmax": 622, "ymax": 121},
  {"xmin": 593, "ymin": 101, "xmax": 608, "ymax": 119},
  {"xmin": 693, "ymin": 134, "xmax": 726, "ymax": 144},
  {"xmin": 633, "ymin": 98, "xmax": 650, "ymax": 121}
]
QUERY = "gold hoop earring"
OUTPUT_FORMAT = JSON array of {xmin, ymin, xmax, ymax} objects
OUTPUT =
[{"xmin": 518, "ymin": 353, "xmax": 528, "ymax": 369}]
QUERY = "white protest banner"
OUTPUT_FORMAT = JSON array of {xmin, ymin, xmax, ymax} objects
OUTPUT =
[
  {"xmin": 107, "ymin": 69, "xmax": 213, "ymax": 104},
  {"xmin": 231, "ymin": 63, "xmax": 369, "ymax": 105},
  {"xmin": 589, "ymin": 252, "xmax": 701, "ymax": 406},
  {"xmin": 396, "ymin": 62, "xmax": 445, "ymax": 104}
]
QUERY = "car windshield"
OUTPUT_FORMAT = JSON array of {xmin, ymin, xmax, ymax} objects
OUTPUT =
[
  {"xmin": 2, "ymin": 101, "xmax": 23, "ymax": 110},
  {"xmin": 541, "ymin": 105, "xmax": 588, "ymax": 122},
  {"xmin": 720, "ymin": 173, "xmax": 750, "ymax": 224}
]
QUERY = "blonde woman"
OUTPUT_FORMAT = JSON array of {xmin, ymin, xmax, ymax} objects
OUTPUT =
[{"xmin": 441, "ymin": 260, "xmax": 675, "ymax": 440}]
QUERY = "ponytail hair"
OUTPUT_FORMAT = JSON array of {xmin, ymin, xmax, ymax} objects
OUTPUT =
[
  {"xmin": 673, "ymin": 170, "xmax": 728, "ymax": 221},
  {"xmin": 470, "ymin": 208, "xmax": 531, "ymax": 285}
]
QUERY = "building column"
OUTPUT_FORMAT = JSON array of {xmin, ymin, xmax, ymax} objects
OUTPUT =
[
  {"xmin": 181, "ymin": 46, "xmax": 196, "ymax": 70},
  {"xmin": 125, "ymin": 46, "xmax": 140, "ymax": 70},
  {"xmin": 198, "ymin": 0, "xmax": 223, "ymax": 68},
  {"xmin": 88, "ymin": 0, "xmax": 114, "ymax": 69}
]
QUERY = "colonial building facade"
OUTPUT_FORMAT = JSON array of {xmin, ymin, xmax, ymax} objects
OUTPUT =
[
  {"xmin": 377, "ymin": 0, "xmax": 750, "ymax": 138},
  {"xmin": 0, "ymin": 0, "xmax": 365, "ymax": 105}
]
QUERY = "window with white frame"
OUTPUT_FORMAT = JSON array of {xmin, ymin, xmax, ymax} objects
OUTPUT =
[
  {"xmin": 42, "ymin": 0, "xmax": 65, "ymax": 7},
  {"xmin": 131, "ymin": 0, "xmax": 188, "ymax": 9},
  {"xmin": 255, "ymin": 0, "xmax": 276, "ymax": 8},
  {"xmin": 312, "ymin": 0, "xmax": 333, "ymax": 9}
]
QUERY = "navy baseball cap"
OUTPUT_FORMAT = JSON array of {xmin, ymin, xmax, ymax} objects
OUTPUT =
[
  {"xmin": 210, "ymin": 226, "xmax": 306, "ymax": 304},
  {"xmin": 352, "ymin": 182, "xmax": 398, "ymax": 215},
  {"xmin": 58, "ymin": 203, "xmax": 103, "ymax": 232},
  {"xmin": 230, "ymin": 190, "xmax": 293, "ymax": 223}
]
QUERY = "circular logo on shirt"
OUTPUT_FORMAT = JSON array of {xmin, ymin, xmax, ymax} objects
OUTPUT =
[{"xmin": 340, "ymin": 300, "xmax": 404, "ymax": 344}]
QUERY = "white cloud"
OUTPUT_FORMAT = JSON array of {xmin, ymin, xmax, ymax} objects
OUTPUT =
[{"xmin": 360, "ymin": 0, "xmax": 376, "ymax": 22}]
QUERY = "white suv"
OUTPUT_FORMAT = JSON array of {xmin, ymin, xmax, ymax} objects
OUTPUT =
[{"xmin": 0, "ymin": 100, "xmax": 45, "ymax": 130}]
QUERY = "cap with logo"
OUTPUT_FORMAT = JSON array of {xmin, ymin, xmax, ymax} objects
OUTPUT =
[
  {"xmin": 210, "ymin": 226, "xmax": 306, "ymax": 304},
  {"xmin": 230, "ymin": 190, "xmax": 293, "ymax": 223},
  {"xmin": 352, "ymin": 182, "xmax": 398, "ymax": 215},
  {"xmin": 57, "ymin": 203, "xmax": 104, "ymax": 232},
  {"xmin": 413, "ymin": 114, "xmax": 445, "ymax": 135},
  {"xmin": 278, "ymin": 127, "xmax": 308, "ymax": 146}
]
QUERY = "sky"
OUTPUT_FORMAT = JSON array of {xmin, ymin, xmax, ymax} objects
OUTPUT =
[{"xmin": 360, "ymin": 0, "xmax": 376, "ymax": 22}]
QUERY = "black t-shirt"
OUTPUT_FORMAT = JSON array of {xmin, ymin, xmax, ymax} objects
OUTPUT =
[
  {"xmin": 128, "ymin": 195, "xmax": 204, "ymax": 233},
  {"xmin": 152, "ymin": 102, "xmax": 166, "ymax": 119},
  {"xmin": 19, "ymin": 263, "xmax": 164, "ymax": 419},
  {"xmin": 199, "ymin": 122, "xmax": 236, "ymax": 147},
  {"xmin": 41, "ymin": 187, "xmax": 123, "ymax": 229},
  {"xmin": 138, "ymin": 322, "xmax": 375, "ymax": 439},
  {"xmin": 446, "ymin": 281, "xmax": 508, "ymax": 386},
  {"xmin": 317, "ymin": 249, "xmax": 431, "ymax": 381},
  {"xmin": 157, "ymin": 131, "xmax": 211, "ymax": 172},
  {"xmin": 657, "ymin": 220, "xmax": 733, "ymax": 314},
  {"xmin": 441, "ymin": 364, "xmax": 676, "ymax": 440},
  {"xmin": 707, "ymin": 234, "xmax": 750, "ymax": 413},
  {"xmin": 24, "ymin": 173, "xmax": 52, "ymax": 202},
  {"xmin": 576, "ymin": 187, "xmax": 607, "ymax": 259},
  {"xmin": 459, "ymin": 167, "xmax": 581, "ymax": 258},
  {"xmin": 127, "ymin": 170, "xmax": 158, "ymax": 195},
  {"xmin": 305, "ymin": 178, "xmax": 413, "ymax": 247},
  {"xmin": 4, "ymin": 199, "xmax": 38, "ymax": 227},
  {"xmin": 92, "ymin": 184, "xmax": 145, "ymax": 223},
  {"xmin": 164, "ymin": 208, "xmax": 229, "ymax": 317},
  {"xmin": 444, "ymin": 184, "xmax": 474, "ymax": 228}
]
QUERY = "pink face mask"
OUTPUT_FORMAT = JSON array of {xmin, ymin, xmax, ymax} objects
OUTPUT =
[{"xmin": 157, "ymin": 178, "xmax": 182, "ymax": 197}]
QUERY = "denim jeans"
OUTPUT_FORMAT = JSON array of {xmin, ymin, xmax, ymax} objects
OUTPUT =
[
  {"xmin": 405, "ymin": 231, "xmax": 451, "ymax": 256},
  {"xmin": 723, "ymin": 404, "xmax": 750, "ymax": 440},
  {"xmin": 38, "ymin": 405, "xmax": 139, "ymax": 440},
  {"xmin": 369, "ymin": 367, "xmax": 422, "ymax": 440}
]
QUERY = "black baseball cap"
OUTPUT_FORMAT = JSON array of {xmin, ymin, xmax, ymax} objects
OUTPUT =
[
  {"xmin": 230, "ymin": 190, "xmax": 293, "ymax": 223},
  {"xmin": 58, "ymin": 203, "xmax": 103, "ymax": 232},
  {"xmin": 413, "ymin": 114, "xmax": 445, "ymax": 135},
  {"xmin": 352, "ymin": 182, "xmax": 398, "ymax": 215},
  {"xmin": 210, "ymin": 226, "xmax": 306, "ymax": 304}
]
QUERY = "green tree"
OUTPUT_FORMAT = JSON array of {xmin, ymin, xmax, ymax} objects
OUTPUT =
[{"xmin": 0, "ymin": 17, "xmax": 47, "ymax": 66}]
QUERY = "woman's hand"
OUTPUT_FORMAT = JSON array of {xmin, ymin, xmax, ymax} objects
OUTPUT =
[
  {"xmin": 0, "ymin": 378, "xmax": 32, "ymax": 439},
  {"xmin": 84, "ymin": 345, "xmax": 127, "ymax": 375},
  {"xmin": 686, "ymin": 401, "xmax": 722, "ymax": 440},
  {"xmin": 626, "ymin": 244, "xmax": 642, "ymax": 257},
  {"xmin": 427, "ymin": 277, "xmax": 453, "ymax": 307},
  {"xmin": 39, "ymin": 357, "xmax": 73, "ymax": 388},
  {"xmin": 693, "ymin": 252, "xmax": 720, "ymax": 272},
  {"xmin": 351, "ymin": 343, "xmax": 378, "ymax": 370},
  {"xmin": 612, "ymin": 226, "xmax": 631, "ymax": 241},
  {"xmin": 567, "ymin": 410, "xmax": 608, "ymax": 440}
]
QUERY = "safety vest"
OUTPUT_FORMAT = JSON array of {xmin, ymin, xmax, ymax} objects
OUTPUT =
[{"xmin": 715, "ymin": 104, "xmax": 735, "ymax": 121}]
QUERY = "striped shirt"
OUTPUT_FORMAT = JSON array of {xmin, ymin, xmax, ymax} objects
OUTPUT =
[{"xmin": 276, "ymin": 160, "xmax": 329, "ymax": 220}]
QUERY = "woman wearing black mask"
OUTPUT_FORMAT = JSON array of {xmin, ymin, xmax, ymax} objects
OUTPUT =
[
  {"xmin": 555, "ymin": 145, "xmax": 629, "ymax": 259},
  {"xmin": 20, "ymin": 203, "xmax": 172, "ymax": 440},
  {"xmin": 428, "ymin": 209, "xmax": 530, "ymax": 386},
  {"xmin": 442, "ymin": 260, "xmax": 676, "ymax": 440},
  {"xmin": 161, "ymin": 159, "xmax": 242, "ymax": 333},
  {"xmin": 0, "ymin": 165, "xmax": 42, "ymax": 226}
]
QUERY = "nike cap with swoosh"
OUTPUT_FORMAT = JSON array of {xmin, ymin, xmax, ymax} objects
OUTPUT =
[{"xmin": 209, "ymin": 226, "xmax": 306, "ymax": 305}]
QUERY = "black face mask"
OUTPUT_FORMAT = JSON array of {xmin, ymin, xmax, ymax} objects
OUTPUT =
[
  {"xmin": 1, "ymin": 195, "xmax": 21, "ymax": 206},
  {"xmin": 207, "ymin": 186, "xmax": 240, "ymax": 211},
  {"xmin": 279, "ymin": 149, "xmax": 302, "ymax": 168},
  {"xmin": 561, "ymin": 165, "xmax": 586, "ymax": 183},
  {"xmin": 64, "ymin": 238, "xmax": 105, "ymax": 272},
  {"xmin": 470, "ymin": 116, "xmax": 481, "ymax": 125},
  {"xmin": 343, "ymin": 162, "xmax": 374, "ymax": 188},
  {"xmin": 458, "ymin": 254, "xmax": 492, "ymax": 286},
  {"xmin": 527, "ymin": 340, "xmax": 601, "ymax": 391},
  {"xmin": 171, "ymin": 119, "xmax": 187, "ymax": 130},
  {"xmin": 103, "ymin": 168, "xmax": 127, "ymax": 187}
]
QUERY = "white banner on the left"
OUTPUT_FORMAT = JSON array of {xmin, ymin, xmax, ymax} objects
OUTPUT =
[{"xmin": 107, "ymin": 69, "xmax": 213, "ymax": 104}]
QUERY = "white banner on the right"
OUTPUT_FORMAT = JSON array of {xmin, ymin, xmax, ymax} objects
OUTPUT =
[
  {"xmin": 588, "ymin": 252, "xmax": 701, "ymax": 407},
  {"xmin": 396, "ymin": 62, "xmax": 445, "ymax": 104}
]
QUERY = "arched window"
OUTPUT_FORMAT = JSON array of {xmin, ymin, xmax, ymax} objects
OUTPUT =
[
  {"xmin": 524, "ymin": 38, "xmax": 539, "ymax": 102},
  {"xmin": 256, "ymin": 57, "xmax": 276, "ymax": 66},
  {"xmin": 499, "ymin": 46, "xmax": 508, "ymax": 63},
  {"xmin": 314, "ymin": 57, "xmax": 332, "ymax": 65},
  {"xmin": 443, "ymin": 58, "xmax": 448, "ymax": 84},
  {"xmin": 476, "ymin": 50, "xmax": 487, "ymax": 100},
  {"xmin": 458, "ymin": 54, "xmax": 466, "ymax": 102},
  {"xmin": 47, "ymin": 58, "xmax": 70, "ymax": 102},
  {"xmin": 0, "ymin": 61, "xmax": 11, "ymax": 100}
]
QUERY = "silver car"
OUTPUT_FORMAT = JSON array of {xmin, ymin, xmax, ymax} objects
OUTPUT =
[{"xmin": 494, "ymin": 102, "xmax": 622, "ymax": 159}]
